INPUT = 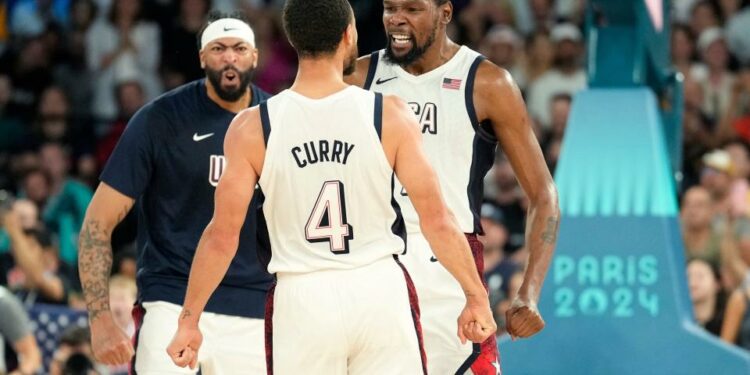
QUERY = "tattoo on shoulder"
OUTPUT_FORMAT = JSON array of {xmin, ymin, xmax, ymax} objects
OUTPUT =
[{"xmin": 541, "ymin": 216, "xmax": 559, "ymax": 244}]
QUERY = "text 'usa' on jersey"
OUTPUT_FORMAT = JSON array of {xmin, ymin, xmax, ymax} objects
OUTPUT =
[
  {"xmin": 258, "ymin": 87, "xmax": 406, "ymax": 274},
  {"xmin": 100, "ymin": 79, "xmax": 273, "ymax": 318},
  {"xmin": 364, "ymin": 46, "xmax": 497, "ymax": 235}
]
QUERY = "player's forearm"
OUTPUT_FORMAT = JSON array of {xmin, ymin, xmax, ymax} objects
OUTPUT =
[
  {"xmin": 519, "ymin": 187, "xmax": 559, "ymax": 301},
  {"xmin": 421, "ymin": 215, "xmax": 486, "ymax": 298},
  {"xmin": 78, "ymin": 217, "xmax": 115, "ymax": 321},
  {"xmin": 180, "ymin": 223, "xmax": 239, "ymax": 327}
]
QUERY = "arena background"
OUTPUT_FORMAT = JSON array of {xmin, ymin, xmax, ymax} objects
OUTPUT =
[{"xmin": 2, "ymin": 0, "xmax": 750, "ymax": 373}]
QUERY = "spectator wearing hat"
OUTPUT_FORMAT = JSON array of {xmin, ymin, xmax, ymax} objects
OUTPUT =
[
  {"xmin": 691, "ymin": 27, "xmax": 736, "ymax": 122},
  {"xmin": 527, "ymin": 22, "xmax": 587, "ymax": 129}
]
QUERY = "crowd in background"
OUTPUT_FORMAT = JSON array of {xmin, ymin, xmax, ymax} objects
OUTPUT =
[{"xmin": 1, "ymin": 0, "xmax": 750, "ymax": 373}]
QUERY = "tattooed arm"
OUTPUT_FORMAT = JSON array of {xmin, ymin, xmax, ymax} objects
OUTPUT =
[
  {"xmin": 476, "ymin": 61, "xmax": 560, "ymax": 338},
  {"xmin": 78, "ymin": 182, "xmax": 135, "ymax": 365}
]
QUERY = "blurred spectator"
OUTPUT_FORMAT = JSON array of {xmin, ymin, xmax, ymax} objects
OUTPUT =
[
  {"xmin": 671, "ymin": 23, "xmax": 697, "ymax": 80},
  {"xmin": 681, "ymin": 186, "xmax": 722, "ymax": 267},
  {"xmin": 106, "ymin": 275, "xmax": 135, "ymax": 375},
  {"xmin": 2, "ymin": 200, "xmax": 74, "ymax": 305},
  {"xmin": 690, "ymin": 0, "xmax": 722, "ymax": 37},
  {"xmin": 490, "ymin": 156, "xmax": 526, "ymax": 253},
  {"xmin": 0, "ymin": 285, "xmax": 42, "ymax": 375},
  {"xmin": 480, "ymin": 25, "xmax": 527, "ymax": 89},
  {"xmin": 529, "ymin": 0, "xmax": 556, "ymax": 33},
  {"xmin": 0, "ymin": 74, "xmax": 29, "ymax": 153},
  {"xmin": 9, "ymin": 0, "xmax": 69, "ymax": 38},
  {"xmin": 49, "ymin": 326, "xmax": 106, "ymax": 375},
  {"xmin": 717, "ymin": 0, "xmax": 743, "ymax": 22},
  {"xmin": 726, "ymin": 5, "xmax": 750, "ymax": 64},
  {"xmin": 688, "ymin": 258, "xmax": 727, "ymax": 337},
  {"xmin": 95, "ymin": 80, "xmax": 145, "ymax": 167},
  {"xmin": 726, "ymin": 64, "xmax": 750, "ymax": 141},
  {"xmin": 682, "ymin": 77, "xmax": 717, "ymax": 187},
  {"xmin": 86, "ymin": 0, "xmax": 161, "ymax": 121},
  {"xmin": 691, "ymin": 27, "xmax": 736, "ymax": 123},
  {"xmin": 39, "ymin": 143, "xmax": 93, "ymax": 266},
  {"xmin": 20, "ymin": 168, "xmax": 50, "ymax": 210},
  {"xmin": 701, "ymin": 149, "xmax": 745, "ymax": 216},
  {"xmin": 521, "ymin": 30, "xmax": 554, "ymax": 88},
  {"xmin": 34, "ymin": 86, "xmax": 73, "ymax": 146},
  {"xmin": 725, "ymin": 140, "xmax": 750, "ymax": 217},
  {"xmin": 527, "ymin": 23, "xmax": 586, "ymax": 128},
  {"xmin": 161, "ymin": 0, "xmax": 209, "ymax": 89},
  {"xmin": 0, "ymin": 36, "xmax": 54, "ymax": 119},
  {"xmin": 54, "ymin": 0, "xmax": 98, "ymax": 127},
  {"xmin": 112, "ymin": 247, "xmax": 136, "ymax": 280},
  {"xmin": 251, "ymin": 8, "xmax": 296, "ymax": 94}
]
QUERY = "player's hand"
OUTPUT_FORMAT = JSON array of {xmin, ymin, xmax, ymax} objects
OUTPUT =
[
  {"xmin": 166, "ymin": 324, "xmax": 203, "ymax": 369},
  {"xmin": 505, "ymin": 297, "xmax": 545, "ymax": 339},
  {"xmin": 457, "ymin": 295, "xmax": 496, "ymax": 344},
  {"xmin": 90, "ymin": 313, "xmax": 135, "ymax": 365}
]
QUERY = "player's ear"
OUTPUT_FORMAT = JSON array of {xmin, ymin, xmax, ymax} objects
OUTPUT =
[
  {"xmin": 252, "ymin": 48, "xmax": 259, "ymax": 69},
  {"xmin": 344, "ymin": 23, "xmax": 356, "ymax": 48},
  {"xmin": 199, "ymin": 49, "xmax": 206, "ymax": 69},
  {"xmin": 441, "ymin": 1, "xmax": 453, "ymax": 25}
]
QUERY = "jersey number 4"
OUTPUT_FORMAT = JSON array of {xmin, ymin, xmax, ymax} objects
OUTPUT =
[{"xmin": 305, "ymin": 181, "xmax": 354, "ymax": 254}]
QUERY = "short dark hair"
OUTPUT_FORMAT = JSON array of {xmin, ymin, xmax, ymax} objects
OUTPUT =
[
  {"xmin": 282, "ymin": 0, "xmax": 352, "ymax": 57},
  {"xmin": 434, "ymin": 0, "xmax": 450, "ymax": 5},
  {"xmin": 196, "ymin": 10, "xmax": 250, "ymax": 50}
]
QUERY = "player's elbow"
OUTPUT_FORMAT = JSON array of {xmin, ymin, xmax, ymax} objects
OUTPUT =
[
  {"xmin": 203, "ymin": 223, "xmax": 240, "ymax": 258},
  {"xmin": 529, "ymin": 184, "xmax": 559, "ymax": 214},
  {"xmin": 419, "ymin": 209, "xmax": 456, "ymax": 237}
]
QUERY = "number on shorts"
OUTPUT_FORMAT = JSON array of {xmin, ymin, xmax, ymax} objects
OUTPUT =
[{"xmin": 305, "ymin": 181, "xmax": 353, "ymax": 254}]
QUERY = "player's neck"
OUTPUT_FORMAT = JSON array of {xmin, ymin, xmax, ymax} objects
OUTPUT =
[
  {"xmin": 402, "ymin": 37, "xmax": 460, "ymax": 76},
  {"xmin": 205, "ymin": 80, "xmax": 252, "ymax": 114},
  {"xmin": 291, "ymin": 58, "xmax": 348, "ymax": 99}
]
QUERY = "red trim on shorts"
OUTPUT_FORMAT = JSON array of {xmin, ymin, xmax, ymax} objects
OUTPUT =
[
  {"xmin": 393, "ymin": 255, "xmax": 428, "ymax": 375},
  {"xmin": 466, "ymin": 234, "xmax": 501, "ymax": 375},
  {"xmin": 264, "ymin": 283, "xmax": 277, "ymax": 375},
  {"xmin": 129, "ymin": 303, "xmax": 146, "ymax": 375}
]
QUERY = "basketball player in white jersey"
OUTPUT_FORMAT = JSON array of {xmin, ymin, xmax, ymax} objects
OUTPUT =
[
  {"xmin": 345, "ymin": 1, "xmax": 560, "ymax": 373},
  {"xmin": 166, "ymin": 0, "xmax": 496, "ymax": 373}
]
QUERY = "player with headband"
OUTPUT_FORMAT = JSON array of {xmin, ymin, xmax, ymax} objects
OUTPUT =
[{"xmin": 79, "ymin": 11, "xmax": 272, "ymax": 374}]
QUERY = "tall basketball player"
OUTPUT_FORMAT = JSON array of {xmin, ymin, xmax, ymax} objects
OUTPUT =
[
  {"xmin": 79, "ymin": 11, "xmax": 272, "ymax": 374},
  {"xmin": 167, "ymin": 0, "xmax": 496, "ymax": 373},
  {"xmin": 345, "ymin": 1, "xmax": 560, "ymax": 374}
]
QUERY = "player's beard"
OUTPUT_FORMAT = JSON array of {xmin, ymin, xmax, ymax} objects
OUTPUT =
[
  {"xmin": 384, "ymin": 22, "xmax": 437, "ymax": 67},
  {"xmin": 343, "ymin": 43, "xmax": 359, "ymax": 76},
  {"xmin": 205, "ymin": 66, "xmax": 254, "ymax": 102}
]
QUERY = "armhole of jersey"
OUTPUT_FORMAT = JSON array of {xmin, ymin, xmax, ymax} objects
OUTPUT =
[
  {"xmin": 260, "ymin": 102, "xmax": 271, "ymax": 146},
  {"xmin": 374, "ymin": 92, "xmax": 383, "ymax": 140},
  {"xmin": 465, "ymin": 55, "xmax": 496, "ymax": 143},
  {"xmin": 363, "ymin": 51, "xmax": 380, "ymax": 90}
]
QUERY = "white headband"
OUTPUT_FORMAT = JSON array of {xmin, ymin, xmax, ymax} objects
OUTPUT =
[{"xmin": 201, "ymin": 18, "xmax": 256, "ymax": 50}]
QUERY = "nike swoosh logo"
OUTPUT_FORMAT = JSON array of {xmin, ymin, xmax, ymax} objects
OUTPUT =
[
  {"xmin": 193, "ymin": 133, "xmax": 215, "ymax": 142},
  {"xmin": 376, "ymin": 76, "xmax": 397, "ymax": 85},
  {"xmin": 430, "ymin": 256, "xmax": 438, "ymax": 262},
  {"xmin": 223, "ymin": 27, "xmax": 237, "ymax": 32}
]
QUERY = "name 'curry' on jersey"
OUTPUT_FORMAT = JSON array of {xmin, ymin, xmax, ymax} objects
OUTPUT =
[
  {"xmin": 258, "ymin": 86, "xmax": 405, "ymax": 274},
  {"xmin": 365, "ymin": 46, "xmax": 497, "ymax": 234}
]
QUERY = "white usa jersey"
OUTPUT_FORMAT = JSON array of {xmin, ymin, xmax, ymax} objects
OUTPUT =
[
  {"xmin": 258, "ymin": 87, "xmax": 405, "ymax": 274},
  {"xmin": 365, "ymin": 46, "xmax": 497, "ymax": 234}
]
